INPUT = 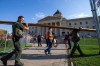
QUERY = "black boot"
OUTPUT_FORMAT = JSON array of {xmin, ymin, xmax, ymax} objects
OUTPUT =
[{"xmin": 1, "ymin": 58, "xmax": 7, "ymax": 66}]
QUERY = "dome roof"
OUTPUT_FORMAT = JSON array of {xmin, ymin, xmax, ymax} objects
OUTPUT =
[{"xmin": 54, "ymin": 10, "xmax": 62, "ymax": 15}]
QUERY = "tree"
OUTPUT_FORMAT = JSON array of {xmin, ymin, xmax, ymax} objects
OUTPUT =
[{"xmin": 0, "ymin": 29, "xmax": 7, "ymax": 35}]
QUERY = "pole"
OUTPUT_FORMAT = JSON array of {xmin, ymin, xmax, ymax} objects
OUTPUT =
[
  {"xmin": 4, "ymin": 32, "xmax": 7, "ymax": 52},
  {"xmin": 25, "ymin": 31, "xmax": 28, "ymax": 47},
  {"xmin": 89, "ymin": 0, "xmax": 100, "ymax": 54}
]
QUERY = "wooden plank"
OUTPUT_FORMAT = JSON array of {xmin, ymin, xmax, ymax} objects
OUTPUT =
[{"xmin": 0, "ymin": 20, "xmax": 96, "ymax": 32}]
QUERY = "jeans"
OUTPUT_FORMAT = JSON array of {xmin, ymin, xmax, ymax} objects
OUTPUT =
[{"xmin": 45, "ymin": 40, "xmax": 52, "ymax": 53}]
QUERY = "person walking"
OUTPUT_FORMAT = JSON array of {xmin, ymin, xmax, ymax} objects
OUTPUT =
[
  {"xmin": 70, "ymin": 27, "xmax": 84, "ymax": 57},
  {"xmin": 44, "ymin": 27, "xmax": 54, "ymax": 55},
  {"xmin": 37, "ymin": 35, "xmax": 42, "ymax": 47},
  {"xmin": 0, "ymin": 16, "xmax": 29, "ymax": 66},
  {"xmin": 64, "ymin": 32, "xmax": 71, "ymax": 50}
]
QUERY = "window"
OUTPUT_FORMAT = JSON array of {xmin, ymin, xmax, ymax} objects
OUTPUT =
[
  {"xmin": 86, "ymin": 26, "xmax": 89, "ymax": 28},
  {"xmin": 93, "ymin": 26, "xmax": 95, "ymax": 29},
  {"xmin": 28, "ymin": 31, "xmax": 31, "ymax": 34},
  {"xmin": 80, "ymin": 22, "xmax": 82, "ymax": 25},
  {"xmin": 69, "ymin": 23, "xmax": 71, "ymax": 25},
  {"xmin": 74, "ymin": 23, "xmax": 77, "ymax": 25},
  {"xmin": 29, "ymin": 27, "xmax": 31, "ymax": 29},
  {"xmin": 32, "ymin": 31, "xmax": 33, "ymax": 34},
  {"xmin": 32, "ymin": 27, "xmax": 34, "ymax": 29},
  {"xmin": 86, "ymin": 21, "xmax": 88, "ymax": 24}
]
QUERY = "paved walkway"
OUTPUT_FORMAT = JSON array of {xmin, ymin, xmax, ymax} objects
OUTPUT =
[{"xmin": 0, "ymin": 44, "xmax": 68, "ymax": 66}]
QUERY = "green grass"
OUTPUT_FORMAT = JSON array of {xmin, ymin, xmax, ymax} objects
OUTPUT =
[
  {"xmin": 79, "ymin": 38, "xmax": 98, "ymax": 45},
  {"xmin": 0, "ymin": 40, "xmax": 14, "ymax": 53},
  {"xmin": 73, "ymin": 55, "xmax": 100, "ymax": 66},
  {"xmin": 0, "ymin": 40, "xmax": 32, "ymax": 56},
  {"xmin": 71, "ymin": 38, "xmax": 100, "ymax": 66}
]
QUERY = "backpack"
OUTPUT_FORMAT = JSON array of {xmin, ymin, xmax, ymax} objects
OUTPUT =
[
  {"xmin": 15, "ymin": 28, "xmax": 23, "ymax": 38},
  {"xmin": 13, "ymin": 23, "xmax": 23, "ymax": 38}
]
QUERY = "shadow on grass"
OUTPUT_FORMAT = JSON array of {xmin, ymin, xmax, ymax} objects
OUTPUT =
[
  {"xmin": 0, "ymin": 53, "xmax": 9, "ymax": 56},
  {"xmin": 71, "ymin": 54, "xmax": 100, "ymax": 58},
  {"xmin": 25, "ymin": 45, "xmax": 32, "ymax": 47}
]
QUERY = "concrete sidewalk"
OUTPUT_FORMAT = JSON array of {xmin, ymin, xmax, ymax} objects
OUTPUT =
[{"xmin": 0, "ymin": 44, "xmax": 69, "ymax": 66}]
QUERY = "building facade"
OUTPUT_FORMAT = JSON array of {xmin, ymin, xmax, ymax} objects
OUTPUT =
[{"xmin": 29, "ymin": 10, "xmax": 97, "ymax": 38}]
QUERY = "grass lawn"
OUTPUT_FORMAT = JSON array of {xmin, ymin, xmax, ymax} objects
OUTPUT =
[
  {"xmin": 71, "ymin": 38, "xmax": 100, "ymax": 66},
  {"xmin": 0, "ymin": 40, "xmax": 32, "ymax": 56}
]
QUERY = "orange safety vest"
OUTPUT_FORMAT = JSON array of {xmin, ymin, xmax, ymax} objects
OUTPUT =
[
  {"xmin": 46, "ymin": 32, "xmax": 49, "ymax": 40},
  {"xmin": 46, "ymin": 32, "xmax": 53, "ymax": 40},
  {"xmin": 49, "ymin": 32, "xmax": 53, "ymax": 40}
]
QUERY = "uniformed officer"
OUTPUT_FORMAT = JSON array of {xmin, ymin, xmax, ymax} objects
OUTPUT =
[
  {"xmin": 70, "ymin": 27, "xmax": 84, "ymax": 57},
  {"xmin": 1, "ymin": 16, "xmax": 29, "ymax": 66}
]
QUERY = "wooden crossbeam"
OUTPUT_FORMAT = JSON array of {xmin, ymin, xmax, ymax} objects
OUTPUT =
[{"xmin": 0, "ymin": 20, "xmax": 96, "ymax": 32}]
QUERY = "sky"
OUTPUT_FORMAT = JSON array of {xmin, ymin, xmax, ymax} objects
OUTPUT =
[{"xmin": 0, "ymin": 0, "xmax": 93, "ymax": 33}]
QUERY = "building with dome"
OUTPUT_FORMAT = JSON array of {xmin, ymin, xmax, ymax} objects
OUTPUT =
[{"xmin": 29, "ymin": 10, "xmax": 97, "ymax": 38}]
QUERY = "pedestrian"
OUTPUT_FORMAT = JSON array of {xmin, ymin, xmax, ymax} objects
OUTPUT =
[
  {"xmin": 70, "ymin": 27, "xmax": 84, "ymax": 57},
  {"xmin": 33, "ymin": 35, "xmax": 37, "ymax": 45},
  {"xmin": 0, "ymin": 16, "xmax": 29, "ymax": 66},
  {"xmin": 64, "ymin": 32, "xmax": 71, "ymax": 50},
  {"xmin": 37, "ymin": 35, "xmax": 42, "ymax": 47},
  {"xmin": 44, "ymin": 27, "xmax": 54, "ymax": 55}
]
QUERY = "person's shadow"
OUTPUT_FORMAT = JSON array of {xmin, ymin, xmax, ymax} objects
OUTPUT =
[{"xmin": 20, "ymin": 53, "xmax": 68, "ymax": 60}]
